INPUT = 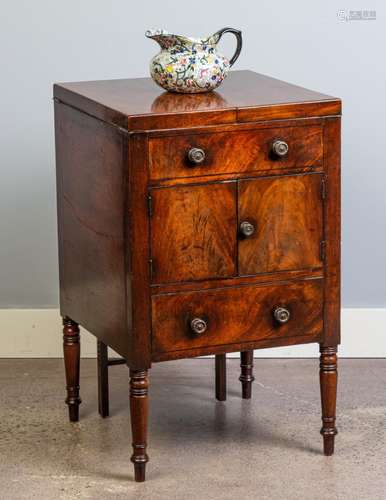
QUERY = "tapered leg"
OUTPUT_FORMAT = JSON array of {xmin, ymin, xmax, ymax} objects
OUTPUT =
[
  {"xmin": 319, "ymin": 345, "xmax": 338, "ymax": 456},
  {"xmin": 97, "ymin": 340, "xmax": 109, "ymax": 418},
  {"xmin": 239, "ymin": 350, "xmax": 254, "ymax": 399},
  {"xmin": 62, "ymin": 317, "xmax": 81, "ymax": 422},
  {"xmin": 130, "ymin": 369, "xmax": 149, "ymax": 482},
  {"xmin": 215, "ymin": 354, "xmax": 227, "ymax": 401}
]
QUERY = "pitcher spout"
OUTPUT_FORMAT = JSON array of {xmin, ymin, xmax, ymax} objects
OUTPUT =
[
  {"xmin": 145, "ymin": 28, "xmax": 169, "ymax": 40},
  {"xmin": 145, "ymin": 29, "xmax": 188, "ymax": 50}
]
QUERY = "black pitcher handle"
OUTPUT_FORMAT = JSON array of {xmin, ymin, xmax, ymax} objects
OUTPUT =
[{"xmin": 214, "ymin": 27, "xmax": 242, "ymax": 67}]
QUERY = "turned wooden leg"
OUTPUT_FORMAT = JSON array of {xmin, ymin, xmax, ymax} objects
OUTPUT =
[
  {"xmin": 97, "ymin": 340, "xmax": 109, "ymax": 418},
  {"xmin": 319, "ymin": 345, "xmax": 338, "ymax": 456},
  {"xmin": 215, "ymin": 354, "xmax": 226, "ymax": 401},
  {"xmin": 62, "ymin": 317, "xmax": 81, "ymax": 422},
  {"xmin": 239, "ymin": 350, "xmax": 254, "ymax": 399},
  {"xmin": 130, "ymin": 369, "xmax": 149, "ymax": 482}
]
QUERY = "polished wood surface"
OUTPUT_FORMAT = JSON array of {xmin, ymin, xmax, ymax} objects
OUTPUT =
[
  {"xmin": 240, "ymin": 351, "xmax": 254, "ymax": 399},
  {"xmin": 153, "ymin": 333, "xmax": 322, "ymax": 363},
  {"xmin": 55, "ymin": 102, "xmax": 129, "ymax": 360},
  {"xmin": 62, "ymin": 317, "xmax": 81, "ymax": 422},
  {"xmin": 129, "ymin": 369, "xmax": 149, "ymax": 482},
  {"xmin": 54, "ymin": 70, "xmax": 341, "ymax": 130},
  {"xmin": 152, "ymin": 278, "xmax": 323, "ymax": 355},
  {"xmin": 127, "ymin": 134, "xmax": 152, "ymax": 370},
  {"xmin": 238, "ymin": 173, "xmax": 323, "ymax": 275},
  {"xmin": 150, "ymin": 182, "xmax": 237, "ymax": 284},
  {"xmin": 215, "ymin": 354, "xmax": 227, "ymax": 401},
  {"xmin": 319, "ymin": 346, "xmax": 338, "ymax": 455},
  {"xmin": 97, "ymin": 340, "xmax": 109, "ymax": 418},
  {"xmin": 322, "ymin": 118, "xmax": 341, "ymax": 348},
  {"xmin": 54, "ymin": 71, "xmax": 341, "ymax": 481},
  {"xmin": 151, "ymin": 268, "xmax": 323, "ymax": 295},
  {"xmin": 149, "ymin": 124, "xmax": 322, "ymax": 181}
]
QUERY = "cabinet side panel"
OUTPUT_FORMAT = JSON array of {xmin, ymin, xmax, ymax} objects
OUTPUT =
[
  {"xmin": 322, "ymin": 117, "xmax": 341, "ymax": 346},
  {"xmin": 55, "ymin": 101, "xmax": 129, "ymax": 358}
]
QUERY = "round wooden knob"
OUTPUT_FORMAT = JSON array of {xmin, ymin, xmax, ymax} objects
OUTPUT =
[
  {"xmin": 239, "ymin": 221, "xmax": 255, "ymax": 237},
  {"xmin": 273, "ymin": 307, "xmax": 291, "ymax": 324},
  {"xmin": 188, "ymin": 147, "xmax": 206, "ymax": 165},
  {"xmin": 190, "ymin": 317, "xmax": 207, "ymax": 335},
  {"xmin": 272, "ymin": 140, "xmax": 289, "ymax": 158}
]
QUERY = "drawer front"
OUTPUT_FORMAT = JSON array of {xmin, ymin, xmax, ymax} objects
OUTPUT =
[
  {"xmin": 149, "ymin": 124, "xmax": 323, "ymax": 181},
  {"xmin": 152, "ymin": 279, "xmax": 323, "ymax": 354}
]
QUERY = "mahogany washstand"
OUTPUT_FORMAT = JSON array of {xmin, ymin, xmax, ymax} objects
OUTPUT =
[{"xmin": 54, "ymin": 71, "xmax": 341, "ymax": 482}]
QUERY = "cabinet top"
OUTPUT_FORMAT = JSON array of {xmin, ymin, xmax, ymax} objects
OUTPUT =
[{"xmin": 54, "ymin": 70, "xmax": 341, "ymax": 131}]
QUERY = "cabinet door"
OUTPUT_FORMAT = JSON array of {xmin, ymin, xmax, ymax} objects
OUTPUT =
[
  {"xmin": 238, "ymin": 173, "xmax": 323, "ymax": 275},
  {"xmin": 150, "ymin": 182, "xmax": 237, "ymax": 284}
]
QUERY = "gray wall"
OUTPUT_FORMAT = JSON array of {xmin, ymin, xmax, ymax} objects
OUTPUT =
[{"xmin": 0, "ymin": 0, "xmax": 385, "ymax": 308}]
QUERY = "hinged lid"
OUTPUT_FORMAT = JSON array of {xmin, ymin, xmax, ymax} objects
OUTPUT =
[{"xmin": 53, "ymin": 70, "xmax": 341, "ymax": 132}]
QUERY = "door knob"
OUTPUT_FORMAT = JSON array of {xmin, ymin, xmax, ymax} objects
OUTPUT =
[
  {"xmin": 271, "ymin": 140, "xmax": 289, "ymax": 158},
  {"xmin": 273, "ymin": 307, "xmax": 291, "ymax": 324},
  {"xmin": 188, "ymin": 147, "xmax": 206, "ymax": 165},
  {"xmin": 239, "ymin": 221, "xmax": 255, "ymax": 237},
  {"xmin": 190, "ymin": 317, "xmax": 207, "ymax": 335}
]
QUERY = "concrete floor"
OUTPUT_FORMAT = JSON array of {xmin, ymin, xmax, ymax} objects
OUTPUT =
[{"xmin": 1, "ymin": 359, "xmax": 386, "ymax": 500}]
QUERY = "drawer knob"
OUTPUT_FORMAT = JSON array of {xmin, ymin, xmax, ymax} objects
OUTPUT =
[
  {"xmin": 271, "ymin": 140, "xmax": 289, "ymax": 158},
  {"xmin": 190, "ymin": 317, "xmax": 207, "ymax": 335},
  {"xmin": 188, "ymin": 147, "xmax": 206, "ymax": 165},
  {"xmin": 240, "ymin": 221, "xmax": 255, "ymax": 237},
  {"xmin": 273, "ymin": 307, "xmax": 291, "ymax": 324}
]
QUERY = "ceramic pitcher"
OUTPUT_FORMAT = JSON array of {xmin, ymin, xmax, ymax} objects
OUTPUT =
[{"xmin": 145, "ymin": 27, "xmax": 242, "ymax": 93}]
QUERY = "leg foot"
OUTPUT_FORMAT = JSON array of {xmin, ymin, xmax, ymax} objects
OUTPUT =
[
  {"xmin": 215, "ymin": 354, "xmax": 226, "ymax": 401},
  {"xmin": 319, "ymin": 345, "xmax": 338, "ymax": 456},
  {"xmin": 134, "ymin": 462, "xmax": 146, "ymax": 483},
  {"xmin": 130, "ymin": 369, "xmax": 149, "ymax": 482},
  {"xmin": 68, "ymin": 405, "xmax": 79, "ymax": 422},
  {"xmin": 239, "ymin": 350, "xmax": 254, "ymax": 399},
  {"xmin": 97, "ymin": 340, "xmax": 109, "ymax": 418},
  {"xmin": 62, "ymin": 317, "xmax": 81, "ymax": 422}
]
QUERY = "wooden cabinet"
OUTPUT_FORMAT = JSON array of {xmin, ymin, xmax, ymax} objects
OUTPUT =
[{"xmin": 54, "ymin": 70, "xmax": 341, "ymax": 482}]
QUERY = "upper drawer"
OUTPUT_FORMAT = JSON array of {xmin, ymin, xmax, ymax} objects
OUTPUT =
[{"xmin": 148, "ymin": 124, "xmax": 323, "ymax": 181}]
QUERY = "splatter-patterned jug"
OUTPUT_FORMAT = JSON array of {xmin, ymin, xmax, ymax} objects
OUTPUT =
[{"xmin": 145, "ymin": 27, "xmax": 242, "ymax": 93}]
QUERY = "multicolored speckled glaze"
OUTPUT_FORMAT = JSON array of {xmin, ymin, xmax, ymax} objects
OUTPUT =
[{"xmin": 146, "ymin": 28, "xmax": 242, "ymax": 93}]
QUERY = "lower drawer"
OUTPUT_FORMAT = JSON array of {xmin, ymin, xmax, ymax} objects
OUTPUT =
[{"xmin": 152, "ymin": 279, "xmax": 323, "ymax": 354}]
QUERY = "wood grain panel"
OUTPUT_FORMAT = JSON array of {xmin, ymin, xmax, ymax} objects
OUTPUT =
[
  {"xmin": 152, "ymin": 279, "xmax": 323, "ymax": 354},
  {"xmin": 55, "ymin": 101, "xmax": 129, "ymax": 359},
  {"xmin": 54, "ymin": 70, "xmax": 340, "ymax": 131},
  {"xmin": 127, "ymin": 134, "xmax": 152, "ymax": 369},
  {"xmin": 321, "ymin": 117, "xmax": 341, "ymax": 347},
  {"xmin": 150, "ymin": 182, "xmax": 237, "ymax": 284},
  {"xmin": 238, "ymin": 173, "xmax": 323, "ymax": 275},
  {"xmin": 152, "ymin": 333, "xmax": 320, "ymax": 362},
  {"xmin": 149, "ymin": 125, "xmax": 323, "ymax": 180},
  {"xmin": 237, "ymin": 101, "xmax": 341, "ymax": 123},
  {"xmin": 150, "ymin": 268, "xmax": 323, "ymax": 295}
]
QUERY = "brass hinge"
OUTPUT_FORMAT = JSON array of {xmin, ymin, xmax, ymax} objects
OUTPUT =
[
  {"xmin": 147, "ymin": 194, "xmax": 153, "ymax": 218},
  {"xmin": 321, "ymin": 178, "xmax": 327, "ymax": 200},
  {"xmin": 320, "ymin": 240, "xmax": 326, "ymax": 262}
]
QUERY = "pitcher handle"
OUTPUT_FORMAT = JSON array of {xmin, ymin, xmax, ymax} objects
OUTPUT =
[{"xmin": 214, "ymin": 27, "xmax": 242, "ymax": 67}]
